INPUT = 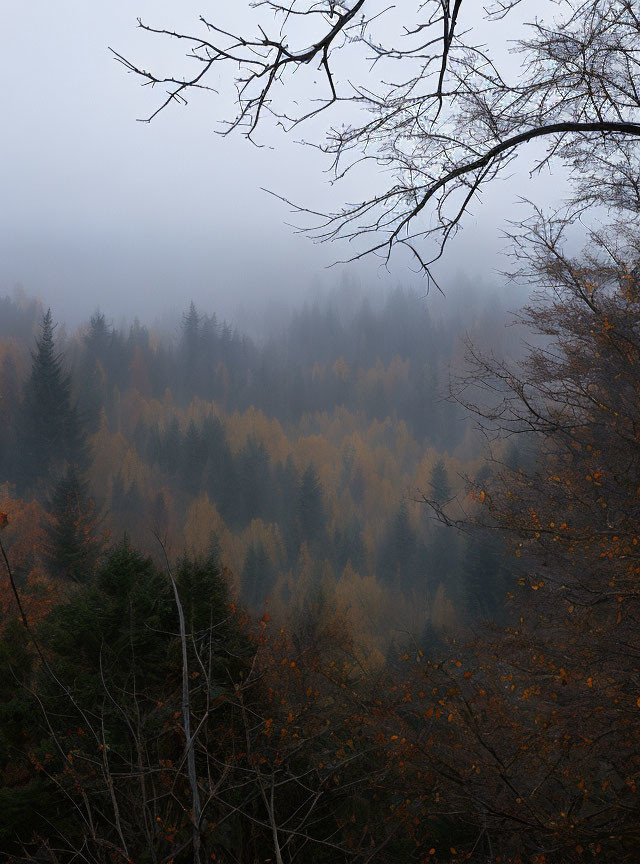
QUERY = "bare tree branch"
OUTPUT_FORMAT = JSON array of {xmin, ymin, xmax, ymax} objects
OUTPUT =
[{"xmin": 113, "ymin": 1, "xmax": 640, "ymax": 280}]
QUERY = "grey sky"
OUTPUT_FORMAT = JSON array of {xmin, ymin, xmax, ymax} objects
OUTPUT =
[{"xmin": 0, "ymin": 2, "xmax": 556, "ymax": 327}]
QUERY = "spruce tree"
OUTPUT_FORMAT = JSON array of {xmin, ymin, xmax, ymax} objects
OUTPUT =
[
  {"xmin": 429, "ymin": 457, "xmax": 451, "ymax": 506},
  {"xmin": 180, "ymin": 300, "xmax": 202, "ymax": 398},
  {"xmin": 18, "ymin": 310, "xmax": 86, "ymax": 491},
  {"xmin": 1, "ymin": 543, "xmax": 249, "ymax": 860},
  {"xmin": 78, "ymin": 311, "xmax": 113, "ymax": 433},
  {"xmin": 43, "ymin": 466, "xmax": 101, "ymax": 584}
]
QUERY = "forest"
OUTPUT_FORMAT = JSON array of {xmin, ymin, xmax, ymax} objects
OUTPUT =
[
  {"xmin": 0, "ymin": 285, "xmax": 511, "ymax": 655},
  {"xmin": 3, "ymin": 0, "xmax": 640, "ymax": 861},
  {"xmin": 2, "ymin": 264, "xmax": 640, "ymax": 862}
]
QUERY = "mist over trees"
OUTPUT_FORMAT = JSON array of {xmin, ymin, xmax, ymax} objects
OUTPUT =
[
  {"xmin": 3, "ymin": 253, "xmax": 640, "ymax": 859},
  {"xmin": 2, "ymin": 0, "xmax": 640, "ymax": 861},
  {"xmin": 0, "ymin": 282, "xmax": 516, "ymax": 860},
  {"xmin": 0, "ymin": 284, "xmax": 502, "ymax": 620}
]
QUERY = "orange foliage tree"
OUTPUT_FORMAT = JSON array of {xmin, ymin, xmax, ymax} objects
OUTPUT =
[{"xmin": 409, "ymin": 218, "xmax": 640, "ymax": 860}]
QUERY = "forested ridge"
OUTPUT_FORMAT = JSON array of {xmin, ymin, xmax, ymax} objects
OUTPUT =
[
  {"xmin": 4, "ymin": 0, "xmax": 640, "ymax": 859},
  {"xmin": 2, "ymin": 272, "xmax": 640, "ymax": 862},
  {"xmin": 0, "ymin": 286, "xmax": 512, "ymax": 644}
]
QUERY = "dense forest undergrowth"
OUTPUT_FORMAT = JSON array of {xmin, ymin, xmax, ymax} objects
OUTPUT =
[{"xmin": 2, "ymin": 272, "xmax": 640, "ymax": 862}]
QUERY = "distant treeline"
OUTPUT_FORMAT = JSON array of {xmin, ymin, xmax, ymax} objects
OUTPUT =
[{"xmin": 0, "ymin": 286, "xmax": 514, "ymax": 649}]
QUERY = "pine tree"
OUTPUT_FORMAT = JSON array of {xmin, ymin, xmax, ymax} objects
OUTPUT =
[{"xmin": 18, "ymin": 310, "xmax": 86, "ymax": 492}]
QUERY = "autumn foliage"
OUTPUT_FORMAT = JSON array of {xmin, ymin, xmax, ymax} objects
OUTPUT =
[{"xmin": 2, "ymin": 262, "xmax": 640, "ymax": 860}]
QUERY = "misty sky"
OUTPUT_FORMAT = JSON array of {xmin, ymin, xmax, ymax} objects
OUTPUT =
[{"xmin": 1, "ymin": 2, "xmax": 558, "ymax": 327}]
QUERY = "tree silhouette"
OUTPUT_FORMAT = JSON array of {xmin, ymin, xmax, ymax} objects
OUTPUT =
[
  {"xmin": 115, "ymin": 2, "xmax": 640, "ymax": 281},
  {"xmin": 18, "ymin": 310, "xmax": 86, "ymax": 492}
]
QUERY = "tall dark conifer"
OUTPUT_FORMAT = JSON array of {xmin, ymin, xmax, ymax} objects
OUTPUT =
[
  {"xmin": 297, "ymin": 464, "xmax": 326, "ymax": 544},
  {"xmin": 241, "ymin": 540, "xmax": 275, "ymax": 609},
  {"xmin": 44, "ymin": 466, "xmax": 101, "ymax": 584},
  {"xmin": 18, "ymin": 310, "xmax": 86, "ymax": 492},
  {"xmin": 379, "ymin": 500, "xmax": 417, "ymax": 586},
  {"xmin": 181, "ymin": 301, "xmax": 202, "ymax": 399},
  {"xmin": 78, "ymin": 311, "xmax": 113, "ymax": 433},
  {"xmin": 429, "ymin": 458, "xmax": 451, "ymax": 506}
]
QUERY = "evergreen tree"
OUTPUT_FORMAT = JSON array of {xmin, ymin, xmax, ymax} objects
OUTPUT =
[
  {"xmin": 273, "ymin": 454, "xmax": 300, "ymax": 561},
  {"xmin": 160, "ymin": 416, "xmax": 181, "ymax": 474},
  {"xmin": 426, "ymin": 525, "xmax": 459, "ymax": 593},
  {"xmin": 180, "ymin": 300, "xmax": 202, "ymax": 398},
  {"xmin": 297, "ymin": 464, "xmax": 326, "ymax": 544},
  {"xmin": 236, "ymin": 434, "xmax": 271, "ymax": 523},
  {"xmin": 331, "ymin": 518, "xmax": 366, "ymax": 573},
  {"xmin": 43, "ymin": 466, "xmax": 101, "ymax": 584},
  {"xmin": 78, "ymin": 311, "xmax": 113, "ymax": 432},
  {"xmin": 429, "ymin": 458, "xmax": 451, "ymax": 506},
  {"xmin": 182, "ymin": 419, "xmax": 206, "ymax": 495},
  {"xmin": 461, "ymin": 529, "xmax": 509, "ymax": 621},
  {"xmin": 0, "ymin": 622, "xmax": 49, "ymax": 849},
  {"xmin": 378, "ymin": 500, "xmax": 417, "ymax": 586},
  {"xmin": 241, "ymin": 540, "xmax": 275, "ymax": 609},
  {"xmin": 424, "ymin": 464, "xmax": 460, "ymax": 597},
  {"xmin": 18, "ymin": 310, "xmax": 86, "ymax": 492},
  {"xmin": 459, "ymin": 465, "xmax": 508, "ymax": 620},
  {"xmin": 110, "ymin": 473, "xmax": 142, "ymax": 536}
]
